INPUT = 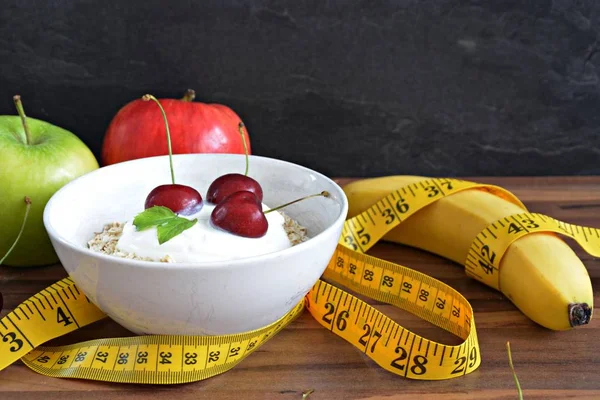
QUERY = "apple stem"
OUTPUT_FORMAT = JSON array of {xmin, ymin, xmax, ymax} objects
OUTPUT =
[
  {"xmin": 0, "ymin": 197, "xmax": 32, "ymax": 265},
  {"xmin": 264, "ymin": 191, "xmax": 330, "ymax": 214},
  {"xmin": 238, "ymin": 122, "xmax": 249, "ymax": 176},
  {"xmin": 181, "ymin": 89, "xmax": 196, "ymax": 102},
  {"xmin": 142, "ymin": 94, "xmax": 176, "ymax": 185},
  {"xmin": 13, "ymin": 95, "xmax": 32, "ymax": 145}
]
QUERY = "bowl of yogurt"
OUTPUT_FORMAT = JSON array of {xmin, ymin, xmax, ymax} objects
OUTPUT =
[{"xmin": 43, "ymin": 154, "xmax": 347, "ymax": 335}]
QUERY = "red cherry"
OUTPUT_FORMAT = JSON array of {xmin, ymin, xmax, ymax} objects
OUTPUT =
[
  {"xmin": 206, "ymin": 173, "xmax": 263, "ymax": 204},
  {"xmin": 206, "ymin": 122, "xmax": 263, "ymax": 204},
  {"xmin": 145, "ymin": 184, "xmax": 203, "ymax": 215},
  {"xmin": 210, "ymin": 190, "xmax": 330, "ymax": 238},
  {"xmin": 140, "ymin": 95, "xmax": 203, "ymax": 215},
  {"xmin": 210, "ymin": 191, "xmax": 267, "ymax": 238}
]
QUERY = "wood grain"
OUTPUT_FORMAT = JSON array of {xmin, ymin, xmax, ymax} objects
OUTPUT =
[{"xmin": 1, "ymin": 177, "xmax": 599, "ymax": 400}]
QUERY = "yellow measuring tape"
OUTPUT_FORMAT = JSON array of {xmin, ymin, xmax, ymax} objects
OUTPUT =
[
  {"xmin": 465, "ymin": 212, "xmax": 600, "ymax": 290},
  {"xmin": 0, "ymin": 178, "xmax": 597, "ymax": 383}
]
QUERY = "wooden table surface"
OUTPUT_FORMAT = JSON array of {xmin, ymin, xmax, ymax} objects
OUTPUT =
[{"xmin": 1, "ymin": 176, "xmax": 600, "ymax": 400}]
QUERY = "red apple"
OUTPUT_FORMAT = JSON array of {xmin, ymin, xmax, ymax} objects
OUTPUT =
[{"xmin": 101, "ymin": 89, "xmax": 251, "ymax": 165}]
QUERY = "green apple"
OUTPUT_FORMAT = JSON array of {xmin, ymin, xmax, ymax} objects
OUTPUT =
[{"xmin": 0, "ymin": 96, "xmax": 99, "ymax": 267}]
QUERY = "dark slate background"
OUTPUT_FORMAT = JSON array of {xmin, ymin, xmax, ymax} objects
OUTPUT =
[{"xmin": 1, "ymin": 0, "xmax": 599, "ymax": 177}]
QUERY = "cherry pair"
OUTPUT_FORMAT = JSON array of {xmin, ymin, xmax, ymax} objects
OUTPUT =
[
  {"xmin": 207, "ymin": 163, "xmax": 328, "ymax": 238},
  {"xmin": 145, "ymin": 168, "xmax": 266, "ymax": 239}
]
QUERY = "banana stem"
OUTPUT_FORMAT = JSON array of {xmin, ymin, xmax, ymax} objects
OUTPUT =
[
  {"xmin": 143, "ymin": 95, "xmax": 176, "ymax": 185},
  {"xmin": 569, "ymin": 303, "xmax": 592, "ymax": 326},
  {"xmin": 0, "ymin": 197, "xmax": 32, "ymax": 265}
]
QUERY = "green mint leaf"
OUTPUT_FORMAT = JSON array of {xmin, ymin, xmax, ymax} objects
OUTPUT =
[
  {"xmin": 133, "ymin": 206, "xmax": 176, "ymax": 231},
  {"xmin": 132, "ymin": 206, "xmax": 198, "ymax": 244},
  {"xmin": 157, "ymin": 217, "xmax": 198, "ymax": 244}
]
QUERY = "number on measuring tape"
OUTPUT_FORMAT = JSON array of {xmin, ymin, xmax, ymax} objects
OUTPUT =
[
  {"xmin": 507, "ymin": 223, "xmax": 523, "ymax": 234},
  {"xmin": 56, "ymin": 307, "xmax": 73, "ymax": 326},
  {"xmin": 2, "ymin": 332, "xmax": 24, "ymax": 352}
]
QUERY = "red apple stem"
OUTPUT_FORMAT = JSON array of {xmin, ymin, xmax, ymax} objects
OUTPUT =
[
  {"xmin": 238, "ymin": 122, "xmax": 249, "ymax": 176},
  {"xmin": 13, "ymin": 95, "xmax": 32, "ymax": 145},
  {"xmin": 142, "ymin": 94, "xmax": 176, "ymax": 185},
  {"xmin": 0, "ymin": 197, "xmax": 32, "ymax": 265},
  {"xmin": 181, "ymin": 89, "xmax": 196, "ymax": 102},
  {"xmin": 264, "ymin": 191, "xmax": 330, "ymax": 214}
]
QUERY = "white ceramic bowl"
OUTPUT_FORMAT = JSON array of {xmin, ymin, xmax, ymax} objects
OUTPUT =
[{"xmin": 43, "ymin": 154, "xmax": 347, "ymax": 335}]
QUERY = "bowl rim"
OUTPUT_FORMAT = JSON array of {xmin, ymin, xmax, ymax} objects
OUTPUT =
[{"xmin": 43, "ymin": 153, "xmax": 348, "ymax": 270}]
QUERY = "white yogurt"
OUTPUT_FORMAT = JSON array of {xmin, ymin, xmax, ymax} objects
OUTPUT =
[{"xmin": 116, "ymin": 203, "xmax": 291, "ymax": 262}]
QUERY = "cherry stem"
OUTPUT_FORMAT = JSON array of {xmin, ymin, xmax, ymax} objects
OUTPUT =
[
  {"xmin": 264, "ymin": 191, "xmax": 330, "ymax": 214},
  {"xmin": 238, "ymin": 122, "xmax": 249, "ymax": 176},
  {"xmin": 506, "ymin": 342, "xmax": 523, "ymax": 400},
  {"xmin": 181, "ymin": 89, "xmax": 196, "ymax": 102},
  {"xmin": 142, "ymin": 94, "xmax": 176, "ymax": 184},
  {"xmin": 13, "ymin": 95, "xmax": 32, "ymax": 145},
  {"xmin": 0, "ymin": 197, "xmax": 32, "ymax": 265}
]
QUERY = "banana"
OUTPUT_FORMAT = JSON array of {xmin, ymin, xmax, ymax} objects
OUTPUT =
[{"xmin": 343, "ymin": 175, "xmax": 593, "ymax": 331}]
